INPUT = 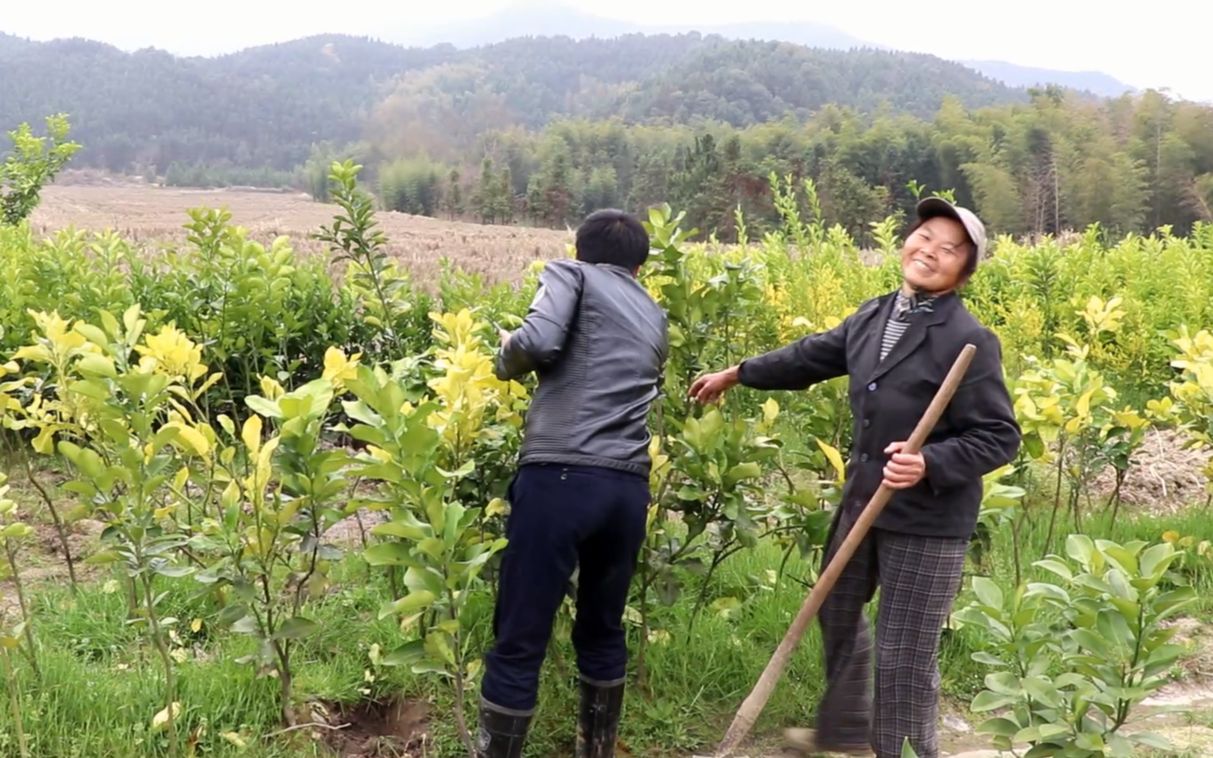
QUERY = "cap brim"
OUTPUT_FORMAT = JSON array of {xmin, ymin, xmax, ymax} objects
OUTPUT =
[
  {"xmin": 915, "ymin": 197, "xmax": 986, "ymax": 259},
  {"xmin": 915, "ymin": 197, "xmax": 962, "ymax": 224}
]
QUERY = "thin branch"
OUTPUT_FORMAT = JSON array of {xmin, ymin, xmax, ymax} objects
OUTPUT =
[{"xmin": 263, "ymin": 721, "xmax": 351, "ymax": 739}]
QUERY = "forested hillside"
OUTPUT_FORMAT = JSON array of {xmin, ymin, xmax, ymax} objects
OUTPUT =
[{"xmin": 0, "ymin": 32, "xmax": 1021, "ymax": 173}]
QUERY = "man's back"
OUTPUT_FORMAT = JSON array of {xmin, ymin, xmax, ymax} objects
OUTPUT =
[
  {"xmin": 495, "ymin": 258, "xmax": 668, "ymax": 477},
  {"xmin": 479, "ymin": 209, "xmax": 665, "ymax": 758}
]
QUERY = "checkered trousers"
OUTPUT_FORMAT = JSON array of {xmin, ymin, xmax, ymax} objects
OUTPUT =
[{"xmin": 812, "ymin": 507, "xmax": 968, "ymax": 758}]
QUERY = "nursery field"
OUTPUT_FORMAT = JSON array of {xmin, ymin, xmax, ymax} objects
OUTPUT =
[{"xmin": 2, "ymin": 166, "xmax": 1213, "ymax": 757}]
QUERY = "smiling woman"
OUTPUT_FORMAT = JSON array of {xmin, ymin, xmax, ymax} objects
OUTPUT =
[
  {"xmin": 688, "ymin": 197, "xmax": 1021, "ymax": 758},
  {"xmin": 900, "ymin": 198, "xmax": 984, "ymax": 294}
]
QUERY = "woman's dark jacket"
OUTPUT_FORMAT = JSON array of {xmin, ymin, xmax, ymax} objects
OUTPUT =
[{"xmin": 737, "ymin": 290, "xmax": 1021, "ymax": 539}]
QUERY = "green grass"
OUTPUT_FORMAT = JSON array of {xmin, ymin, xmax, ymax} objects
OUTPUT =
[{"xmin": 1, "ymin": 495, "xmax": 1210, "ymax": 757}]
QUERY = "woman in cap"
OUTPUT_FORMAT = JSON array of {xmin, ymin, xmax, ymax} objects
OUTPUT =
[{"xmin": 689, "ymin": 198, "xmax": 1021, "ymax": 758}]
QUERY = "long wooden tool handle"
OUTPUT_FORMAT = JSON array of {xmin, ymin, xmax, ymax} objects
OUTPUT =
[{"xmin": 714, "ymin": 343, "xmax": 978, "ymax": 757}]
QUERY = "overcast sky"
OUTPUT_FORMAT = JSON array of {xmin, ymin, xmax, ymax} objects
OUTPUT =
[{"xmin": 3, "ymin": 0, "xmax": 1206, "ymax": 101}]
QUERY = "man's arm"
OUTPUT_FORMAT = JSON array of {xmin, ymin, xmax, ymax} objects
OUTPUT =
[
  {"xmin": 920, "ymin": 329, "xmax": 1022, "ymax": 491},
  {"xmin": 494, "ymin": 260, "xmax": 583, "ymax": 381}
]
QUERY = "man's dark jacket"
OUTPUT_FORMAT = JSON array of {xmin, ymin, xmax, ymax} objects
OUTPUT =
[
  {"xmin": 495, "ymin": 258, "xmax": 669, "ymax": 478},
  {"xmin": 738, "ymin": 290, "xmax": 1021, "ymax": 539}
]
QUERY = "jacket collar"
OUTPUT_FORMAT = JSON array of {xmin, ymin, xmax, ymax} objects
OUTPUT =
[{"xmin": 854, "ymin": 290, "xmax": 959, "ymax": 384}]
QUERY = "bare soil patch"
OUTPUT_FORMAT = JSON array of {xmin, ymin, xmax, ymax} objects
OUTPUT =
[
  {"xmin": 1092, "ymin": 429, "xmax": 1210, "ymax": 515},
  {"xmin": 31, "ymin": 183, "xmax": 571, "ymax": 287},
  {"xmin": 315, "ymin": 696, "xmax": 432, "ymax": 758}
]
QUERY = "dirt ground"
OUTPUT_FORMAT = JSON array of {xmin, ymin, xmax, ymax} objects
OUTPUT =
[
  {"xmin": 30, "ymin": 180, "xmax": 572, "ymax": 286},
  {"xmin": 1092, "ymin": 429, "xmax": 1211, "ymax": 515}
]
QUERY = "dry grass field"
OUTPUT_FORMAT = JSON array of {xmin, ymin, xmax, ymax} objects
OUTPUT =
[{"xmin": 30, "ymin": 179, "xmax": 573, "ymax": 286}]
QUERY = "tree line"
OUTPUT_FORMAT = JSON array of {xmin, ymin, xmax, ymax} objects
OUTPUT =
[{"xmin": 339, "ymin": 86, "xmax": 1213, "ymax": 241}]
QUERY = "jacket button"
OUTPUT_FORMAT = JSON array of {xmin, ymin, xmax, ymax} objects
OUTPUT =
[
  {"xmin": 863, "ymin": 418, "xmax": 871, "ymax": 428},
  {"xmin": 860, "ymin": 453, "xmax": 870, "ymax": 462},
  {"xmin": 868, "ymin": 382, "xmax": 877, "ymax": 391}
]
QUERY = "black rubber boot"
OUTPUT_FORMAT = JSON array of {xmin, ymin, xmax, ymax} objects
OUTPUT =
[
  {"xmin": 576, "ymin": 676, "xmax": 625, "ymax": 758},
  {"xmin": 474, "ymin": 697, "xmax": 532, "ymax": 758}
]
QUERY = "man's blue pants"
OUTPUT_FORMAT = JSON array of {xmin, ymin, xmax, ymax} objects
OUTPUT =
[{"xmin": 480, "ymin": 463, "xmax": 650, "ymax": 712}]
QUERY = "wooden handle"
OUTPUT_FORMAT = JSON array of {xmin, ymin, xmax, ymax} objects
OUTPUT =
[{"xmin": 714, "ymin": 343, "xmax": 978, "ymax": 756}]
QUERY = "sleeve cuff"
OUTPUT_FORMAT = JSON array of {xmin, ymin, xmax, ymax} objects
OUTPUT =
[{"xmin": 921, "ymin": 445, "xmax": 946, "ymax": 495}]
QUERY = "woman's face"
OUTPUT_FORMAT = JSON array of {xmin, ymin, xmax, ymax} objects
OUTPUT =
[{"xmin": 900, "ymin": 216, "xmax": 971, "ymax": 294}]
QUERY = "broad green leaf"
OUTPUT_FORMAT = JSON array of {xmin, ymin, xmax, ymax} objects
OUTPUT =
[
  {"xmin": 245, "ymin": 395, "xmax": 282, "ymax": 419},
  {"xmin": 1033, "ymin": 559, "xmax": 1073, "ymax": 582},
  {"xmin": 975, "ymin": 717, "xmax": 1020, "ymax": 737},
  {"xmin": 272, "ymin": 617, "xmax": 319, "ymax": 640},
  {"xmin": 364, "ymin": 542, "xmax": 413, "ymax": 566},
  {"xmin": 970, "ymin": 651, "xmax": 1007, "ymax": 667},
  {"xmin": 424, "ymin": 630, "xmax": 456, "ymax": 666},
  {"xmin": 971, "ymin": 690, "xmax": 1016, "ymax": 712},
  {"xmin": 371, "ymin": 521, "xmax": 428, "ymax": 541},
  {"xmin": 1100, "ymin": 543, "xmax": 1139, "ymax": 574},
  {"xmin": 380, "ymin": 591, "xmax": 436, "ymax": 619},
  {"xmin": 1138, "ymin": 543, "xmax": 1177, "ymax": 579},
  {"xmin": 76, "ymin": 353, "xmax": 117, "ymax": 378},
  {"xmin": 724, "ymin": 461, "xmax": 763, "ymax": 487},
  {"xmin": 1023, "ymin": 676, "xmax": 1060, "ymax": 706},
  {"xmin": 382, "ymin": 640, "xmax": 426, "ymax": 667},
  {"xmin": 1065, "ymin": 534, "xmax": 1096, "ymax": 568},
  {"xmin": 984, "ymin": 672, "xmax": 1020, "ymax": 696},
  {"xmin": 67, "ymin": 378, "xmax": 111, "ymax": 401},
  {"xmin": 437, "ymin": 460, "xmax": 475, "ymax": 480},
  {"xmin": 972, "ymin": 577, "xmax": 1003, "ymax": 609}
]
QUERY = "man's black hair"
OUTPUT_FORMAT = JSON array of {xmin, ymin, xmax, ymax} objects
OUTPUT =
[{"xmin": 575, "ymin": 209, "xmax": 650, "ymax": 270}]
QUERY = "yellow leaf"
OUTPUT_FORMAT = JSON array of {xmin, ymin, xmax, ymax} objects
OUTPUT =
[
  {"xmin": 815, "ymin": 438, "xmax": 847, "ymax": 484},
  {"xmin": 220, "ymin": 731, "xmax": 248, "ymax": 749},
  {"xmin": 259, "ymin": 375, "xmax": 284, "ymax": 400},
  {"xmin": 151, "ymin": 702, "xmax": 182, "ymax": 732},
  {"xmin": 190, "ymin": 618, "xmax": 203, "ymax": 633},
  {"xmin": 486, "ymin": 498, "xmax": 509, "ymax": 517},
  {"xmin": 322, "ymin": 347, "xmax": 360, "ymax": 386},
  {"xmin": 12, "ymin": 344, "xmax": 52, "ymax": 363},
  {"xmin": 1075, "ymin": 389, "xmax": 1093, "ymax": 419},
  {"xmin": 254, "ymin": 437, "xmax": 280, "ymax": 489},
  {"xmin": 197, "ymin": 372, "xmax": 224, "ymax": 396},
  {"xmin": 241, "ymin": 416, "xmax": 262, "ymax": 455},
  {"xmin": 172, "ymin": 425, "xmax": 211, "ymax": 457},
  {"xmin": 762, "ymin": 398, "xmax": 780, "ymax": 427},
  {"xmin": 31, "ymin": 426, "xmax": 56, "ymax": 455},
  {"xmin": 172, "ymin": 467, "xmax": 190, "ymax": 492}
]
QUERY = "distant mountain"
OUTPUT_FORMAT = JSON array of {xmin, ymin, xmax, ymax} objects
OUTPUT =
[
  {"xmin": 396, "ymin": 3, "xmax": 637, "ymax": 48},
  {"xmin": 962, "ymin": 59, "xmax": 1136, "ymax": 98},
  {"xmin": 0, "ymin": 31, "xmax": 1028, "ymax": 174},
  {"xmin": 0, "ymin": 33, "xmax": 455, "ymax": 171},
  {"xmin": 399, "ymin": 2, "xmax": 871, "ymax": 51}
]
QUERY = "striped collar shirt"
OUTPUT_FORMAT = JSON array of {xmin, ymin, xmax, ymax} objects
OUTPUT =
[{"xmin": 879, "ymin": 291, "xmax": 939, "ymax": 361}]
